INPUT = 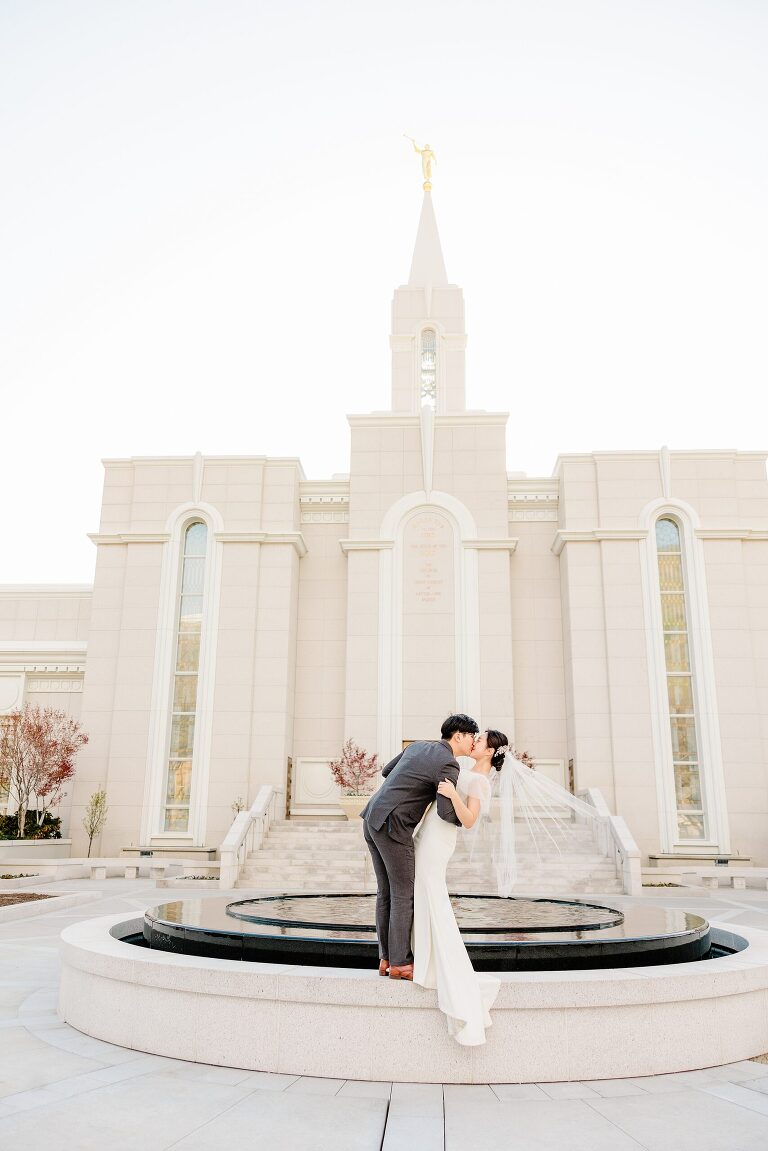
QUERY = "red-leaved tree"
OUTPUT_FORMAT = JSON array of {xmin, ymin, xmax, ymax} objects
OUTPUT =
[
  {"xmin": 328, "ymin": 740, "xmax": 379, "ymax": 796},
  {"xmin": 0, "ymin": 705, "xmax": 89, "ymax": 838}
]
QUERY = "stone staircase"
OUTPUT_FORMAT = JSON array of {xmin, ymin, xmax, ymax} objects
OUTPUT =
[{"xmin": 236, "ymin": 818, "xmax": 624, "ymax": 895}]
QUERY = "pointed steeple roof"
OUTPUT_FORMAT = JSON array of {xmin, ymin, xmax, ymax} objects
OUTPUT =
[{"xmin": 407, "ymin": 192, "xmax": 448, "ymax": 288}]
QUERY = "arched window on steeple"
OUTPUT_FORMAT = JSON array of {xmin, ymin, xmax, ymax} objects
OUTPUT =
[{"xmin": 420, "ymin": 328, "xmax": 437, "ymax": 403}]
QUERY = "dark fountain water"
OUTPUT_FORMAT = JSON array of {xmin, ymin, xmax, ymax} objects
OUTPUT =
[{"xmin": 127, "ymin": 893, "xmax": 746, "ymax": 971}]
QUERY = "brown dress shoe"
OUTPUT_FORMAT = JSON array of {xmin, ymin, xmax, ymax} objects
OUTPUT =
[
  {"xmin": 388, "ymin": 963, "xmax": 414, "ymax": 981},
  {"xmin": 378, "ymin": 958, "xmax": 390, "ymax": 976}
]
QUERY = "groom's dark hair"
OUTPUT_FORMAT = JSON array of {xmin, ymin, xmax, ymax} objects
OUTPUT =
[{"xmin": 440, "ymin": 713, "xmax": 479, "ymax": 740}]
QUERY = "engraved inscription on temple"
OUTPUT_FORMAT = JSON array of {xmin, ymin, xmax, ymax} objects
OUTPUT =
[{"xmin": 405, "ymin": 512, "xmax": 452, "ymax": 611}]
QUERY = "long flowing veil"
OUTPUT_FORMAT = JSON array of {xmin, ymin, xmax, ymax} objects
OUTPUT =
[{"xmin": 489, "ymin": 753, "xmax": 609, "ymax": 897}]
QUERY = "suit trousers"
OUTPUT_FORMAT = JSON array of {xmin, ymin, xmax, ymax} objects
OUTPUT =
[{"xmin": 363, "ymin": 818, "xmax": 415, "ymax": 967}]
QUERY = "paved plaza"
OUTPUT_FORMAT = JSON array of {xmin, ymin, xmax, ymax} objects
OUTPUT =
[{"xmin": 2, "ymin": 879, "xmax": 768, "ymax": 1149}]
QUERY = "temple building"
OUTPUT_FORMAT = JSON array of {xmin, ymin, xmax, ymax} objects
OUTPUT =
[{"xmin": 1, "ymin": 190, "xmax": 767, "ymax": 869}]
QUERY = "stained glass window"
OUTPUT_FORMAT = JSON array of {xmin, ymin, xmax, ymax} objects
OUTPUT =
[
  {"xmin": 163, "ymin": 522, "xmax": 207, "ymax": 832},
  {"xmin": 655, "ymin": 517, "xmax": 707, "ymax": 840}
]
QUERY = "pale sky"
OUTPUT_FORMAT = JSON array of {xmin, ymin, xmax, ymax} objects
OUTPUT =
[{"xmin": 2, "ymin": 0, "xmax": 766, "ymax": 583}]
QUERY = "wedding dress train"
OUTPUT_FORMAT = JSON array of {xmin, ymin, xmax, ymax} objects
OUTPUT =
[{"xmin": 411, "ymin": 771, "xmax": 500, "ymax": 1046}]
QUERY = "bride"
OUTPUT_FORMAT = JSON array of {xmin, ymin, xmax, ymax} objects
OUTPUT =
[{"xmin": 411, "ymin": 728, "xmax": 509, "ymax": 1046}]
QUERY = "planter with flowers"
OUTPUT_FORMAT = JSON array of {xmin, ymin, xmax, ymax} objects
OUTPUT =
[{"xmin": 328, "ymin": 740, "xmax": 379, "ymax": 821}]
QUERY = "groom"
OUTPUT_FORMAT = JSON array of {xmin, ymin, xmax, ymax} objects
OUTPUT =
[{"xmin": 361, "ymin": 714, "xmax": 479, "ymax": 980}]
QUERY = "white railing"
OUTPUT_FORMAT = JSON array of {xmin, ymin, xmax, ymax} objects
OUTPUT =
[
  {"xmin": 578, "ymin": 787, "xmax": 642, "ymax": 896},
  {"xmin": 219, "ymin": 786, "xmax": 284, "ymax": 890}
]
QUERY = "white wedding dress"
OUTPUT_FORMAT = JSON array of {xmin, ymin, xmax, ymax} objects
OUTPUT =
[{"xmin": 411, "ymin": 768, "xmax": 501, "ymax": 1046}]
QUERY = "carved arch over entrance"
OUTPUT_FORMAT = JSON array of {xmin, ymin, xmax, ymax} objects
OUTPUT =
[{"xmin": 377, "ymin": 490, "xmax": 481, "ymax": 762}]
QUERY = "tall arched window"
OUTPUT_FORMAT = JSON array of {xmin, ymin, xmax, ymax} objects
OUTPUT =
[
  {"xmin": 655, "ymin": 517, "xmax": 707, "ymax": 841},
  {"xmin": 420, "ymin": 328, "xmax": 437, "ymax": 402},
  {"xmin": 163, "ymin": 521, "xmax": 208, "ymax": 832}
]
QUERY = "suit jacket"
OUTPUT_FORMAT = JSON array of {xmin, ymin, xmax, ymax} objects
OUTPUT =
[{"xmin": 361, "ymin": 739, "xmax": 462, "ymax": 845}]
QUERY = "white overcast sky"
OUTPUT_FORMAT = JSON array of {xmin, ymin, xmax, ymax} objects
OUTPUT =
[{"xmin": 2, "ymin": 0, "xmax": 767, "ymax": 583}]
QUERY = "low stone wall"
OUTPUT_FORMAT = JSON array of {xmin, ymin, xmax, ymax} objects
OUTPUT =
[
  {"xmin": 0, "ymin": 840, "xmax": 72, "ymax": 861},
  {"xmin": 59, "ymin": 913, "xmax": 768, "ymax": 1083}
]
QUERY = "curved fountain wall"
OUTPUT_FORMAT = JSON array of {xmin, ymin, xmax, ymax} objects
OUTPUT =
[{"xmin": 59, "ymin": 913, "xmax": 768, "ymax": 1083}]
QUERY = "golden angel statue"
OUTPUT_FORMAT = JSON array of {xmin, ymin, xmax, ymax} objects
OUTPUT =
[{"xmin": 404, "ymin": 136, "xmax": 436, "ymax": 190}]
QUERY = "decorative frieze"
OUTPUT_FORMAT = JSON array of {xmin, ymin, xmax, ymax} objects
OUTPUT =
[
  {"xmin": 510, "ymin": 510, "xmax": 558, "ymax": 522},
  {"xmin": 27, "ymin": 678, "xmax": 83, "ymax": 693},
  {"xmin": 299, "ymin": 486, "xmax": 350, "ymax": 525},
  {"xmin": 301, "ymin": 510, "xmax": 349, "ymax": 523},
  {"xmin": 508, "ymin": 478, "xmax": 559, "ymax": 523}
]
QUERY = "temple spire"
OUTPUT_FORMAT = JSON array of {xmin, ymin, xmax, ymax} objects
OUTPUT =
[{"xmin": 408, "ymin": 191, "xmax": 448, "ymax": 289}]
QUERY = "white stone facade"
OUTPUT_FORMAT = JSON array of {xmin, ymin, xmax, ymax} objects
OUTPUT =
[{"xmin": 2, "ymin": 194, "xmax": 767, "ymax": 865}]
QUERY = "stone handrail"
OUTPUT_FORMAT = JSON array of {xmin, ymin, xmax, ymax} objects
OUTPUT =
[
  {"xmin": 219, "ymin": 786, "xmax": 284, "ymax": 890},
  {"xmin": 578, "ymin": 786, "xmax": 642, "ymax": 896}
]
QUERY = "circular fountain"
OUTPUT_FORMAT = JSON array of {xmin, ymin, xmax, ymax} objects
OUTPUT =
[
  {"xmin": 141, "ymin": 893, "xmax": 713, "ymax": 969},
  {"xmin": 57, "ymin": 883, "xmax": 768, "ymax": 1083}
]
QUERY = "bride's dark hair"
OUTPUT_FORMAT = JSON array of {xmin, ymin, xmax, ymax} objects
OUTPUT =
[{"xmin": 486, "ymin": 729, "xmax": 509, "ymax": 771}]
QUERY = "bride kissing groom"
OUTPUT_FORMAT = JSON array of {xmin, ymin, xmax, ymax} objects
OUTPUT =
[{"xmin": 361, "ymin": 714, "xmax": 506, "ymax": 1047}]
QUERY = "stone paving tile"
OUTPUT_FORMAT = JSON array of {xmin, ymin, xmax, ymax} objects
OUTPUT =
[
  {"xmin": 171, "ymin": 1088, "xmax": 389, "ymax": 1151},
  {"xmin": 382, "ymin": 1114, "xmax": 444, "ymax": 1151},
  {"xmin": 701, "ymin": 1082, "xmax": 768, "ymax": 1116},
  {"xmin": 286, "ymin": 1074, "xmax": 346, "ymax": 1095},
  {"xmin": 587, "ymin": 1088, "xmax": 768, "ymax": 1150},
  {"xmin": 445, "ymin": 1097, "xmax": 645, "ymax": 1150},
  {"xmin": 237, "ymin": 1069, "xmax": 300, "ymax": 1091},
  {"xmin": 443, "ymin": 1083, "xmax": 497, "ymax": 1102},
  {"xmin": 0, "ymin": 1025, "xmax": 108, "ymax": 1098},
  {"xmin": 580, "ymin": 1079, "xmax": 649, "ymax": 1096},
  {"xmin": 337, "ymin": 1078, "xmax": 393, "ymax": 1099},
  {"xmin": 621, "ymin": 1075, "xmax": 694, "ymax": 1094},
  {"xmin": 0, "ymin": 1075, "xmax": 256, "ymax": 1150},
  {"xmin": 490, "ymin": 1082, "xmax": 549, "ymax": 1101},
  {"xmin": 537, "ymin": 1080, "xmax": 601, "ymax": 1099},
  {"xmin": 389, "ymin": 1081, "xmax": 444, "ymax": 1114},
  {"xmin": 385, "ymin": 1083, "xmax": 444, "ymax": 1151},
  {"xmin": 705, "ymin": 1059, "xmax": 768, "ymax": 1082},
  {"xmin": 742, "ymin": 1075, "xmax": 768, "ymax": 1097}
]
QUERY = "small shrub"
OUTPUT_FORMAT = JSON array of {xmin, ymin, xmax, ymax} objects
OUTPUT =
[{"xmin": 0, "ymin": 811, "xmax": 61, "ymax": 840}]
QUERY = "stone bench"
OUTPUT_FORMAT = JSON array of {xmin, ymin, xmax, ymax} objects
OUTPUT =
[{"xmin": 679, "ymin": 867, "xmax": 768, "ymax": 891}]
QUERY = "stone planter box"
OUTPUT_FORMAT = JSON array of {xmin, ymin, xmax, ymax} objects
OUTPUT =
[
  {"xmin": 0, "ymin": 874, "xmax": 49, "ymax": 889},
  {"xmin": 337, "ymin": 797, "xmax": 370, "ymax": 821},
  {"xmin": 0, "ymin": 839, "xmax": 72, "ymax": 862}
]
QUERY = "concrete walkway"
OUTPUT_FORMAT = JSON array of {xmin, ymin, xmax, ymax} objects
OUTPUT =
[{"xmin": 2, "ymin": 879, "xmax": 768, "ymax": 1149}]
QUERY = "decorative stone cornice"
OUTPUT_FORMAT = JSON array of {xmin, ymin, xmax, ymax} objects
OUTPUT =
[
  {"xmin": 347, "ymin": 414, "xmax": 420, "ymax": 427},
  {"xmin": 339, "ymin": 539, "xmax": 394, "ymax": 553},
  {"xmin": 89, "ymin": 531, "xmax": 308, "ymax": 556},
  {"xmin": 89, "ymin": 533, "xmax": 171, "ymax": 545},
  {"xmin": 462, "ymin": 538, "xmax": 518, "ymax": 552},
  {"xmin": 214, "ymin": 532, "xmax": 308, "ymax": 556},
  {"xmin": 0, "ymin": 640, "xmax": 87, "ymax": 674},
  {"xmin": 0, "ymin": 641, "xmax": 87, "ymax": 654},
  {"xmin": 696, "ymin": 529, "xmax": 768, "ymax": 541},
  {"xmin": 435, "ymin": 412, "xmax": 509, "ymax": 426},
  {"xmin": 340, "ymin": 536, "xmax": 518, "ymax": 554},
  {"xmin": 551, "ymin": 530, "xmax": 648, "ymax": 556},
  {"xmin": 0, "ymin": 585, "xmax": 92, "ymax": 596},
  {"xmin": 553, "ymin": 448, "xmax": 768, "ymax": 474}
]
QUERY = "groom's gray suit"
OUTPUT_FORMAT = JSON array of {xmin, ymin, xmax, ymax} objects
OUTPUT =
[{"xmin": 361, "ymin": 739, "xmax": 462, "ymax": 967}]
